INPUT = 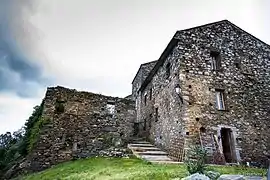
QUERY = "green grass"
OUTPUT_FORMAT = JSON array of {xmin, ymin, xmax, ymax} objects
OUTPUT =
[{"xmin": 21, "ymin": 157, "xmax": 267, "ymax": 180}]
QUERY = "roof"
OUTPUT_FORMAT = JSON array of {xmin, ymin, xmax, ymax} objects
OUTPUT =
[
  {"xmin": 138, "ymin": 34, "xmax": 178, "ymax": 92},
  {"xmin": 138, "ymin": 19, "xmax": 270, "ymax": 92},
  {"xmin": 131, "ymin": 60, "xmax": 158, "ymax": 84}
]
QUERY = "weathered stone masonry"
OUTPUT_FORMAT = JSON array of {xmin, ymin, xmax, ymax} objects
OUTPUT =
[
  {"xmin": 29, "ymin": 86, "xmax": 135, "ymax": 171},
  {"xmin": 134, "ymin": 20, "xmax": 270, "ymax": 165},
  {"xmin": 26, "ymin": 20, "xmax": 270, "ymax": 172}
]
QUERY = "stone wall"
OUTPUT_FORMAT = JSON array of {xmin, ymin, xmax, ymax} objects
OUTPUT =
[
  {"xmin": 28, "ymin": 86, "xmax": 135, "ymax": 171},
  {"xmin": 136, "ymin": 20, "xmax": 270, "ymax": 165},
  {"xmin": 132, "ymin": 60, "xmax": 157, "ymax": 127}
]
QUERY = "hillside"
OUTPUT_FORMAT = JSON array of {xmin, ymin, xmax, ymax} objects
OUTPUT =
[{"xmin": 21, "ymin": 157, "xmax": 266, "ymax": 180}]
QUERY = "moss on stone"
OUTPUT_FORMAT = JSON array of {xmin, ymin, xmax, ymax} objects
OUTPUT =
[{"xmin": 28, "ymin": 117, "xmax": 51, "ymax": 153}]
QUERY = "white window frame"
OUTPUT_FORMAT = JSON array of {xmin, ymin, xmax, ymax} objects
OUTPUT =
[
  {"xmin": 211, "ymin": 56, "xmax": 217, "ymax": 70},
  {"xmin": 106, "ymin": 104, "xmax": 115, "ymax": 114},
  {"xmin": 215, "ymin": 90, "xmax": 225, "ymax": 110}
]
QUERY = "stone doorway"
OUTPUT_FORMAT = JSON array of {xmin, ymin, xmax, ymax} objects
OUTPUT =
[
  {"xmin": 220, "ymin": 128, "xmax": 236, "ymax": 163},
  {"xmin": 133, "ymin": 123, "xmax": 139, "ymax": 136}
]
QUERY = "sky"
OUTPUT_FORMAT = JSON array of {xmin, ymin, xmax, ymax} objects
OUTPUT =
[{"xmin": 0, "ymin": 0, "xmax": 269, "ymax": 134}]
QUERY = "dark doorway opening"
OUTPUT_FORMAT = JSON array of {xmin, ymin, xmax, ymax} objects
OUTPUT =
[
  {"xmin": 134, "ymin": 123, "xmax": 139, "ymax": 136},
  {"xmin": 220, "ymin": 128, "xmax": 236, "ymax": 163}
]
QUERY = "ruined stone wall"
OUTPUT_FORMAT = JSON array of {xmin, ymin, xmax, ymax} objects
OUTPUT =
[
  {"xmin": 28, "ymin": 86, "xmax": 135, "ymax": 171},
  {"xmin": 137, "ymin": 20, "xmax": 270, "ymax": 165}
]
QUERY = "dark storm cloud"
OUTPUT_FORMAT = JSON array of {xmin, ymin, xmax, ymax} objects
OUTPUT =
[{"xmin": 0, "ymin": 0, "xmax": 46, "ymax": 97}]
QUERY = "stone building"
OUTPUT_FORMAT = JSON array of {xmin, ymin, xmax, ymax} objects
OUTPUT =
[
  {"xmin": 132, "ymin": 20, "xmax": 270, "ymax": 165},
  {"xmin": 25, "ymin": 20, "xmax": 270, "ymax": 173},
  {"xmin": 28, "ymin": 86, "xmax": 135, "ymax": 171}
]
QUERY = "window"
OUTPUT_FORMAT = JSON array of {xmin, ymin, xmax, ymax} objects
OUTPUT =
[
  {"xmin": 144, "ymin": 94, "xmax": 147, "ymax": 105},
  {"xmin": 235, "ymin": 60, "xmax": 241, "ymax": 69},
  {"xmin": 165, "ymin": 63, "xmax": 171, "ymax": 79},
  {"xmin": 215, "ymin": 90, "xmax": 225, "ymax": 110},
  {"xmin": 155, "ymin": 107, "xmax": 158, "ymax": 122},
  {"xmin": 106, "ymin": 102, "xmax": 115, "ymax": 114},
  {"xmin": 149, "ymin": 88, "xmax": 152, "ymax": 100},
  {"xmin": 210, "ymin": 51, "xmax": 221, "ymax": 70}
]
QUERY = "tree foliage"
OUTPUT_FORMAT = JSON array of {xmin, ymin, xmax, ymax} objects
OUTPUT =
[{"xmin": 0, "ymin": 101, "xmax": 44, "ymax": 172}]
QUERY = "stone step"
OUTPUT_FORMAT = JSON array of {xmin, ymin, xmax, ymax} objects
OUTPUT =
[
  {"xmin": 131, "ymin": 137, "xmax": 146, "ymax": 141},
  {"xmin": 128, "ymin": 143, "xmax": 154, "ymax": 147},
  {"xmin": 128, "ymin": 141, "xmax": 182, "ymax": 165},
  {"xmin": 130, "ymin": 147, "xmax": 161, "ymax": 151},
  {"xmin": 141, "ymin": 155, "xmax": 173, "ymax": 161},
  {"xmin": 151, "ymin": 160, "xmax": 183, "ymax": 164},
  {"xmin": 136, "ymin": 151, "xmax": 168, "ymax": 156},
  {"xmin": 132, "ymin": 141, "xmax": 150, "ymax": 144}
]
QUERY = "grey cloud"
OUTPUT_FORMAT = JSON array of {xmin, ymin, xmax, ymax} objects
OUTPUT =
[{"xmin": 0, "ymin": 0, "xmax": 48, "ymax": 97}]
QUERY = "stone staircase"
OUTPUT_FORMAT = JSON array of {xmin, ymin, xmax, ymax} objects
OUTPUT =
[{"xmin": 128, "ymin": 139, "xmax": 182, "ymax": 164}]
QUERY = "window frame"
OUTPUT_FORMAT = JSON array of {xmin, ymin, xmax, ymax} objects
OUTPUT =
[
  {"xmin": 215, "ymin": 89, "xmax": 225, "ymax": 110},
  {"xmin": 210, "ymin": 51, "xmax": 221, "ymax": 71}
]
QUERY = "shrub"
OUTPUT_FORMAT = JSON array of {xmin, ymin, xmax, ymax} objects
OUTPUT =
[
  {"xmin": 184, "ymin": 145, "xmax": 207, "ymax": 174},
  {"xmin": 28, "ymin": 117, "xmax": 51, "ymax": 153}
]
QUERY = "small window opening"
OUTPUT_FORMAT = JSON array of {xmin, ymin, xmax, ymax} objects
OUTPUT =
[
  {"xmin": 143, "ymin": 119, "xmax": 147, "ymax": 131},
  {"xmin": 106, "ymin": 102, "xmax": 115, "ymax": 114},
  {"xmin": 149, "ymin": 88, "xmax": 152, "ymax": 100},
  {"xmin": 200, "ymin": 127, "xmax": 206, "ymax": 133},
  {"xmin": 144, "ymin": 94, "xmax": 147, "ymax": 105},
  {"xmin": 186, "ymin": 132, "xmax": 190, "ymax": 135},
  {"xmin": 155, "ymin": 108, "xmax": 158, "ymax": 122},
  {"xmin": 236, "ymin": 137, "xmax": 242, "ymax": 142},
  {"xmin": 210, "ymin": 51, "xmax": 221, "ymax": 70},
  {"xmin": 188, "ymin": 85, "xmax": 192, "ymax": 88},
  {"xmin": 165, "ymin": 63, "xmax": 171, "ymax": 79},
  {"xmin": 235, "ymin": 61, "xmax": 241, "ymax": 69},
  {"xmin": 195, "ymin": 118, "xmax": 200, "ymax": 122},
  {"xmin": 215, "ymin": 89, "xmax": 225, "ymax": 110}
]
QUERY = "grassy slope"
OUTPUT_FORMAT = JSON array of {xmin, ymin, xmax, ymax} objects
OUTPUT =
[{"xmin": 22, "ymin": 157, "xmax": 267, "ymax": 180}]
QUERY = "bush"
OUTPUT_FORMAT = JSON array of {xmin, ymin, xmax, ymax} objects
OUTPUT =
[
  {"xmin": 28, "ymin": 117, "xmax": 51, "ymax": 153},
  {"xmin": 184, "ymin": 145, "xmax": 207, "ymax": 174}
]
